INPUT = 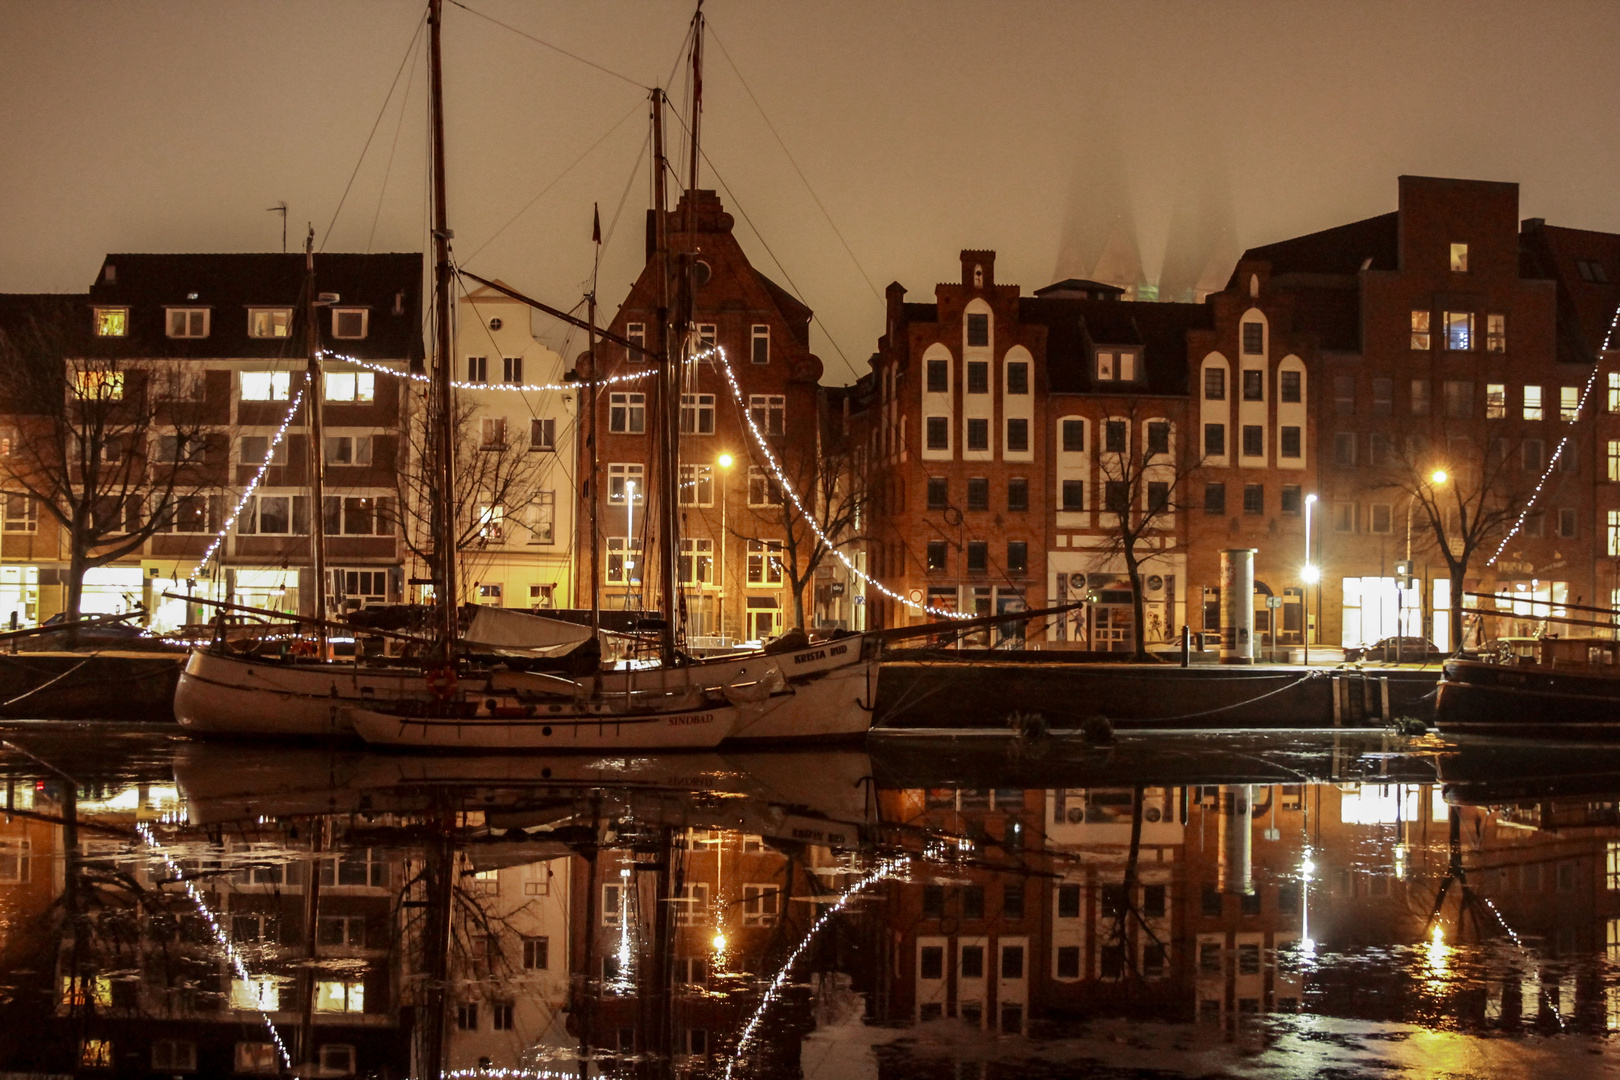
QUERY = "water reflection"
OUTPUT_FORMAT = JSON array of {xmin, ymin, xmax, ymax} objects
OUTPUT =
[{"xmin": 1, "ymin": 727, "xmax": 1620, "ymax": 1077}]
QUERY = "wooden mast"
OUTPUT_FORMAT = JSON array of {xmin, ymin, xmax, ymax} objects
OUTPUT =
[
  {"xmin": 428, "ymin": 0, "xmax": 458, "ymax": 656},
  {"xmin": 302, "ymin": 231, "xmax": 329, "ymax": 655},
  {"xmin": 651, "ymin": 90, "xmax": 680, "ymax": 665},
  {"xmin": 588, "ymin": 207, "xmax": 601, "ymax": 640}
]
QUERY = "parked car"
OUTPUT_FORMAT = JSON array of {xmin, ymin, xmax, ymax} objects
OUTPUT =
[
  {"xmin": 35, "ymin": 611, "xmax": 158, "ymax": 649},
  {"xmin": 1345, "ymin": 636, "xmax": 1443, "ymax": 663}
]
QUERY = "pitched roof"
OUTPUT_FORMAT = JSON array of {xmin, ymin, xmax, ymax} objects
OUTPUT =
[
  {"xmin": 1021, "ymin": 297, "xmax": 1213, "ymax": 395},
  {"xmin": 1519, "ymin": 221, "xmax": 1620, "ymax": 364},
  {"xmin": 85, "ymin": 252, "xmax": 423, "ymax": 361},
  {"xmin": 1235, "ymin": 211, "xmax": 1400, "ymax": 280}
]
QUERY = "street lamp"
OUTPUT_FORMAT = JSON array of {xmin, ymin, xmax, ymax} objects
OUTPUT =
[
  {"xmin": 716, "ymin": 454, "xmax": 735, "ymax": 643},
  {"xmin": 1302, "ymin": 494, "xmax": 1318, "ymax": 666},
  {"xmin": 624, "ymin": 480, "xmax": 636, "ymax": 598}
]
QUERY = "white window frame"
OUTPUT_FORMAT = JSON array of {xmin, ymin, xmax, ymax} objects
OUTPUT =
[
  {"xmin": 626, "ymin": 322, "xmax": 646, "ymax": 361},
  {"xmin": 747, "ymin": 539, "xmax": 784, "ymax": 586},
  {"xmin": 679, "ymin": 464, "xmax": 714, "ymax": 507},
  {"xmin": 324, "ymin": 435, "xmax": 372, "ymax": 466},
  {"xmin": 528, "ymin": 491, "xmax": 555, "ymax": 545},
  {"xmin": 747, "ymin": 466, "xmax": 782, "ymax": 507},
  {"xmin": 1524, "ymin": 385, "xmax": 1543, "ymax": 421},
  {"xmin": 247, "ymin": 307, "xmax": 293, "ymax": 339},
  {"xmin": 479, "ymin": 417, "xmax": 507, "ymax": 450},
  {"xmin": 324, "ymin": 371, "xmax": 375, "ymax": 402},
  {"xmin": 609, "ymin": 392, "xmax": 646, "ymax": 434},
  {"xmin": 166, "ymin": 307, "xmax": 210, "ymax": 338},
  {"xmin": 742, "ymin": 883, "xmax": 779, "ymax": 927},
  {"xmin": 240, "ymin": 371, "xmax": 291, "ymax": 401},
  {"xmin": 748, "ymin": 394, "xmax": 785, "ymax": 436},
  {"xmin": 750, "ymin": 324, "xmax": 770, "ymax": 365},
  {"xmin": 466, "ymin": 355, "xmax": 488, "ymax": 383},
  {"xmin": 607, "ymin": 463, "xmax": 645, "ymax": 505},
  {"xmin": 530, "ymin": 417, "xmax": 556, "ymax": 451},
  {"xmin": 502, "ymin": 356, "xmax": 523, "ymax": 383},
  {"xmin": 3, "ymin": 493, "xmax": 38, "ymax": 534},
  {"xmin": 331, "ymin": 308, "xmax": 368, "ymax": 340},
  {"xmin": 93, "ymin": 306, "xmax": 127, "ymax": 337},
  {"xmin": 607, "ymin": 537, "xmax": 643, "ymax": 585},
  {"xmin": 680, "ymin": 537, "xmax": 714, "ymax": 585},
  {"xmin": 681, "ymin": 393, "xmax": 716, "ymax": 435},
  {"xmin": 674, "ymin": 881, "xmax": 710, "ymax": 926}
]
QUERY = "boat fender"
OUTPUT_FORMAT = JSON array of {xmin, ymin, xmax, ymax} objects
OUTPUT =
[
  {"xmin": 1396, "ymin": 716, "xmax": 1427, "ymax": 735},
  {"xmin": 1081, "ymin": 716, "xmax": 1115, "ymax": 746},
  {"xmin": 723, "ymin": 663, "xmax": 786, "ymax": 705}
]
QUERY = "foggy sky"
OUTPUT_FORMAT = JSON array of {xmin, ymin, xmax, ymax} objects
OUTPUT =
[{"xmin": 3, "ymin": 1, "xmax": 1618, "ymax": 383}]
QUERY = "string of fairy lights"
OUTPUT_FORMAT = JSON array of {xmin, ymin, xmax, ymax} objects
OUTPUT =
[
  {"xmin": 1486, "ymin": 301, "xmax": 1620, "ymax": 567},
  {"xmin": 191, "ymin": 386, "xmax": 306, "ymax": 580},
  {"xmin": 135, "ymin": 821, "xmax": 293, "ymax": 1069},
  {"xmin": 325, "ymin": 350, "xmax": 653, "ymax": 393},
  {"xmin": 722, "ymin": 854, "xmax": 908, "ymax": 1079}
]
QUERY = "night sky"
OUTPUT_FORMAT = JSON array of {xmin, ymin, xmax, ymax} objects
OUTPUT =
[{"xmin": 3, "ymin": 1, "xmax": 1618, "ymax": 382}]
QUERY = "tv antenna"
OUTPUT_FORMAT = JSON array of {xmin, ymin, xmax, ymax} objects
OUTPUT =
[{"xmin": 267, "ymin": 202, "xmax": 288, "ymax": 252}]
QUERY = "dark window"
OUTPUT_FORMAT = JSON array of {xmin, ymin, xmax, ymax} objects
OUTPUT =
[
  {"xmin": 1281, "ymin": 485, "xmax": 1302, "ymax": 514},
  {"xmin": 1007, "ymin": 478, "xmax": 1028, "ymax": 512},
  {"xmin": 919, "ymin": 945, "xmax": 944, "ymax": 980},
  {"xmin": 1524, "ymin": 438, "xmax": 1545, "ymax": 472},
  {"xmin": 1277, "ymin": 883, "xmax": 1301, "ymax": 915},
  {"xmin": 966, "ymin": 541, "xmax": 987, "ymax": 572},
  {"xmin": 1144, "ymin": 943, "xmax": 1166, "ymax": 976},
  {"xmin": 966, "ymin": 361, "xmax": 989, "ymax": 394},
  {"xmin": 1204, "ymin": 482, "xmax": 1226, "ymax": 515},
  {"xmin": 1061, "ymin": 480, "xmax": 1084, "ymax": 510},
  {"xmin": 1242, "ymin": 369, "xmax": 1263, "ymax": 401},
  {"xmin": 1057, "ymin": 884, "xmax": 1081, "ymax": 919},
  {"xmin": 1280, "ymin": 425, "xmax": 1301, "ymax": 458},
  {"xmin": 966, "ymin": 313, "xmax": 989, "ymax": 347},
  {"xmin": 967, "ymin": 477, "xmax": 989, "ymax": 510},
  {"xmin": 1372, "ymin": 377, "xmax": 1393, "ymax": 416},
  {"xmin": 1201, "ymin": 883, "xmax": 1222, "ymax": 916},
  {"xmin": 1055, "ymin": 945, "xmax": 1080, "ymax": 979},
  {"xmin": 921, "ymin": 885, "xmax": 945, "ymax": 918},
  {"xmin": 1238, "ymin": 942, "xmax": 1261, "ymax": 973},
  {"xmin": 926, "ymin": 477, "xmax": 947, "ymax": 509},
  {"xmin": 1280, "ymin": 369, "xmax": 1301, "ymax": 402},
  {"xmin": 1242, "ymin": 425, "xmax": 1263, "ymax": 457},
  {"xmin": 1243, "ymin": 484, "xmax": 1264, "ymax": 515},
  {"xmin": 1000, "ymin": 944, "xmax": 1024, "ymax": 979},
  {"xmin": 926, "ymin": 358, "xmax": 947, "ymax": 393},
  {"xmin": 1242, "ymin": 321, "xmax": 1264, "ymax": 354},
  {"xmin": 1334, "ymin": 374, "xmax": 1356, "ymax": 415},
  {"xmin": 1100, "ymin": 884, "xmax": 1126, "ymax": 920},
  {"xmin": 1205, "ymin": 423, "xmax": 1225, "ymax": 457},
  {"xmin": 1006, "ymin": 362, "xmax": 1029, "ymax": 395},
  {"xmin": 1147, "ymin": 481, "xmax": 1169, "ymax": 513},
  {"xmin": 966, "ymin": 418, "xmax": 989, "ymax": 451},
  {"xmin": 925, "ymin": 416, "xmax": 948, "ymax": 450},
  {"xmin": 1143, "ymin": 884, "xmax": 1166, "ymax": 918},
  {"xmin": 1105, "ymin": 420, "xmax": 1126, "ymax": 453},
  {"xmin": 1105, "ymin": 481, "xmax": 1128, "ymax": 514},
  {"xmin": 1200, "ymin": 942, "xmax": 1221, "ymax": 973},
  {"xmin": 1006, "ymin": 418, "xmax": 1029, "ymax": 453},
  {"xmin": 960, "ymin": 944, "xmax": 984, "ymax": 978},
  {"xmin": 1334, "ymin": 431, "xmax": 1357, "ymax": 467},
  {"xmin": 926, "ymin": 541, "xmax": 946, "ymax": 571},
  {"xmin": 1061, "ymin": 419, "xmax": 1084, "ymax": 452},
  {"xmin": 1444, "ymin": 379, "xmax": 1474, "ymax": 418},
  {"xmin": 1240, "ymin": 890, "xmax": 1262, "ymax": 915},
  {"xmin": 1147, "ymin": 421, "xmax": 1170, "ymax": 456},
  {"xmin": 1007, "ymin": 542, "xmax": 1028, "ymax": 573},
  {"xmin": 962, "ymin": 885, "xmax": 985, "ymax": 920},
  {"xmin": 1003, "ymin": 883, "xmax": 1025, "ymax": 919},
  {"xmin": 1205, "ymin": 367, "xmax": 1226, "ymax": 400},
  {"xmin": 1559, "ymin": 507, "xmax": 1577, "ymax": 537},
  {"xmin": 1100, "ymin": 943, "xmax": 1125, "ymax": 979}
]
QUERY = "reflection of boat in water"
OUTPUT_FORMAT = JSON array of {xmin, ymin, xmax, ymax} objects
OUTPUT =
[
  {"xmin": 1436, "ymin": 638, "xmax": 1620, "ymax": 741},
  {"xmin": 1437, "ymin": 735, "xmax": 1620, "ymax": 805}
]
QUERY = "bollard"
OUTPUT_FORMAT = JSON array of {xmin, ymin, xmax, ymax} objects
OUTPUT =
[{"xmin": 1180, "ymin": 623, "xmax": 1191, "ymax": 667}]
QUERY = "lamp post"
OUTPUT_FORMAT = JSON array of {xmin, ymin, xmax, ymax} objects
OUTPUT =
[
  {"xmin": 624, "ymin": 480, "xmax": 636, "ymax": 607},
  {"xmin": 1302, "ymin": 494, "xmax": 1319, "ymax": 666},
  {"xmin": 716, "ymin": 453, "xmax": 734, "ymax": 643}
]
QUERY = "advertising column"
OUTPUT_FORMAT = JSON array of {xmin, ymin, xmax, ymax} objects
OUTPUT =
[{"xmin": 1219, "ymin": 548, "xmax": 1257, "ymax": 665}]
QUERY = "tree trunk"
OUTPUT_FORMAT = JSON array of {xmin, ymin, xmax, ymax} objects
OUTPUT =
[
  {"xmin": 64, "ymin": 536, "xmax": 88, "ymax": 649},
  {"xmin": 1122, "ymin": 536, "xmax": 1150, "ymax": 662},
  {"xmin": 1449, "ymin": 562, "xmax": 1467, "ymax": 654},
  {"xmin": 790, "ymin": 578, "xmax": 806, "ymax": 631}
]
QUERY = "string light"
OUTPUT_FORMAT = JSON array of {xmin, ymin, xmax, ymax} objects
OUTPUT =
[
  {"xmin": 724, "ymin": 855, "xmax": 907, "ymax": 1079},
  {"xmin": 1487, "ymin": 301, "xmax": 1620, "ymax": 565},
  {"xmin": 322, "ymin": 350, "xmax": 651, "ymax": 393},
  {"xmin": 136, "ymin": 820, "xmax": 292, "ymax": 1069},
  {"xmin": 709, "ymin": 346, "xmax": 971, "ymax": 620},
  {"xmin": 192, "ymin": 387, "xmax": 306, "ymax": 579}
]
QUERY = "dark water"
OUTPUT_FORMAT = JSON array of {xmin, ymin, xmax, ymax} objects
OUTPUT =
[{"xmin": 3, "ymin": 723, "xmax": 1620, "ymax": 1079}]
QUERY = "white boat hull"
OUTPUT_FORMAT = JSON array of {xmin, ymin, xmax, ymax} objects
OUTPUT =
[{"xmin": 174, "ymin": 648, "xmax": 430, "ymax": 738}]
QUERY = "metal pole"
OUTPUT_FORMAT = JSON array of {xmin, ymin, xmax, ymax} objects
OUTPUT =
[
  {"xmin": 303, "ymin": 234, "xmax": 328, "ymax": 656},
  {"xmin": 428, "ymin": 0, "xmax": 459, "ymax": 656}
]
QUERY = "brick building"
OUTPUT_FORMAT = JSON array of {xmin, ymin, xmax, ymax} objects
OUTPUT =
[{"xmin": 577, "ymin": 189, "xmax": 825, "ymax": 644}]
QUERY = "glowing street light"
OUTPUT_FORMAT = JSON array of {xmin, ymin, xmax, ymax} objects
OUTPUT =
[
  {"xmin": 716, "ymin": 454, "xmax": 736, "ymax": 640},
  {"xmin": 1431, "ymin": 469, "xmax": 1448, "ymax": 485}
]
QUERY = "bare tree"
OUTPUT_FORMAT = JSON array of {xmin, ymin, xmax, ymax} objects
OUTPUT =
[
  {"xmin": 397, "ymin": 388, "xmax": 547, "ymax": 599},
  {"xmin": 738, "ymin": 405, "xmax": 866, "ymax": 632},
  {"xmin": 1092, "ymin": 400, "xmax": 1204, "ymax": 660},
  {"xmin": 0, "ymin": 302, "xmax": 215, "ymax": 632},
  {"xmin": 1371, "ymin": 420, "xmax": 1538, "ymax": 651}
]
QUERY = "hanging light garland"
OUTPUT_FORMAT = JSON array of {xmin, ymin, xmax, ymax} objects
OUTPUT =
[
  {"xmin": 191, "ymin": 387, "xmax": 306, "ymax": 579},
  {"xmin": 723, "ymin": 854, "xmax": 908, "ymax": 1079},
  {"xmin": 709, "ymin": 346, "xmax": 972, "ymax": 620},
  {"xmin": 1488, "ymin": 302, "xmax": 1620, "ymax": 566},
  {"xmin": 322, "ymin": 350, "xmax": 652, "ymax": 393},
  {"xmin": 136, "ymin": 820, "xmax": 292, "ymax": 1069}
]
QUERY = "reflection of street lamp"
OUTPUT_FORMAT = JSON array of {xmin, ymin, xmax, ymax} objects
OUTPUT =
[
  {"xmin": 624, "ymin": 480, "xmax": 636, "ymax": 593},
  {"xmin": 1302, "ymin": 494, "xmax": 1318, "ymax": 665},
  {"xmin": 716, "ymin": 454, "xmax": 734, "ymax": 642}
]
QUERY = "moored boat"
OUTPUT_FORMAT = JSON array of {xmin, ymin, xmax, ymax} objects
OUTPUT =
[{"xmin": 1435, "ymin": 636, "xmax": 1620, "ymax": 740}]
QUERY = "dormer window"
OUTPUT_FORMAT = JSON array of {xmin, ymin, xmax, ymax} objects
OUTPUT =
[
  {"xmin": 332, "ymin": 308, "xmax": 368, "ymax": 340},
  {"xmin": 166, "ymin": 308, "xmax": 209, "ymax": 338},
  {"xmin": 93, "ymin": 307, "xmax": 127, "ymax": 337},
  {"xmin": 1095, "ymin": 350, "xmax": 1137, "ymax": 382},
  {"xmin": 1450, "ymin": 243, "xmax": 1469, "ymax": 272},
  {"xmin": 248, "ymin": 308, "xmax": 292, "ymax": 338}
]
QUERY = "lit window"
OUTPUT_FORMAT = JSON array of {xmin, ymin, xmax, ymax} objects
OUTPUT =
[
  {"xmin": 234, "ymin": 1042, "xmax": 278, "ymax": 1074},
  {"xmin": 747, "ymin": 539, "xmax": 784, "ymax": 584},
  {"xmin": 1410, "ymin": 310, "xmax": 1431, "ymax": 350},
  {"xmin": 1608, "ymin": 441, "xmax": 1620, "ymax": 482},
  {"xmin": 324, "ymin": 372, "xmax": 374, "ymax": 402},
  {"xmin": 1450, "ymin": 243, "xmax": 1469, "ymax": 272},
  {"xmin": 81, "ymin": 1039, "xmax": 114, "ymax": 1068},
  {"xmin": 750, "ymin": 324, "xmax": 769, "ymax": 365},
  {"xmin": 166, "ymin": 308, "xmax": 209, "ymax": 338},
  {"xmin": 240, "ymin": 371, "xmax": 291, "ymax": 401},
  {"xmin": 695, "ymin": 323, "xmax": 716, "ymax": 350},
  {"xmin": 1486, "ymin": 313, "xmax": 1506, "ymax": 352},
  {"xmin": 680, "ymin": 393, "xmax": 715, "ymax": 435},
  {"xmin": 609, "ymin": 392, "xmax": 645, "ymax": 434},
  {"xmin": 607, "ymin": 463, "xmax": 644, "ymax": 504},
  {"xmin": 1562, "ymin": 386, "xmax": 1580, "ymax": 421},
  {"xmin": 0, "ymin": 838, "xmax": 28, "ymax": 882},
  {"xmin": 1444, "ymin": 311, "xmax": 1473, "ymax": 350},
  {"xmin": 606, "ymin": 537, "xmax": 643, "ymax": 584},
  {"xmin": 93, "ymin": 307, "xmax": 127, "ymax": 337},
  {"xmin": 1524, "ymin": 385, "xmax": 1543, "ymax": 420},
  {"xmin": 3, "ymin": 494, "xmax": 38, "ymax": 534},
  {"xmin": 1486, "ymin": 384, "xmax": 1506, "ymax": 418},
  {"xmin": 1610, "ymin": 511, "xmax": 1620, "ymax": 557},
  {"xmin": 331, "ymin": 309, "xmax": 367, "ymax": 339},
  {"xmin": 679, "ymin": 537, "xmax": 714, "ymax": 584},
  {"xmin": 74, "ymin": 370, "xmax": 124, "ymax": 401},
  {"xmin": 1610, "ymin": 373, "xmax": 1620, "ymax": 413},
  {"xmin": 528, "ymin": 491, "xmax": 555, "ymax": 544},
  {"xmin": 231, "ymin": 977, "xmax": 280, "ymax": 1012},
  {"xmin": 248, "ymin": 308, "xmax": 292, "ymax": 338}
]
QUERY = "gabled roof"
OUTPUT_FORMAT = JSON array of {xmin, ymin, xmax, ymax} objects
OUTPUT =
[
  {"xmin": 1235, "ymin": 211, "xmax": 1400, "ymax": 281},
  {"xmin": 85, "ymin": 252, "xmax": 423, "ymax": 361},
  {"xmin": 1519, "ymin": 221, "xmax": 1620, "ymax": 364},
  {"xmin": 1021, "ymin": 297, "xmax": 1212, "ymax": 396}
]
